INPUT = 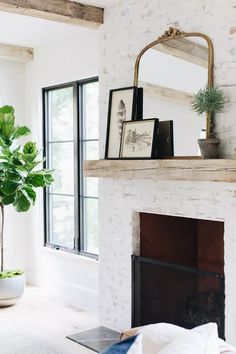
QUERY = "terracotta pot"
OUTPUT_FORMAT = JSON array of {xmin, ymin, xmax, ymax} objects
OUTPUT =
[{"xmin": 198, "ymin": 138, "xmax": 221, "ymax": 159}]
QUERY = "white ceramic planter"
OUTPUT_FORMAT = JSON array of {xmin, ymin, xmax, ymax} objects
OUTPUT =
[{"xmin": 0, "ymin": 273, "xmax": 26, "ymax": 307}]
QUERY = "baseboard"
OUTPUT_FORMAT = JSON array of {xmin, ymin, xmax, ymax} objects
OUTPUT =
[{"xmin": 26, "ymin": 271, "xmax": 99, "ymax": 311}]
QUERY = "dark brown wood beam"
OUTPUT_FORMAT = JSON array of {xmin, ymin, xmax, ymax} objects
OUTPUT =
[{"xmin": 0, "ymin": 0, "xmax": 104, "ymax": 28}]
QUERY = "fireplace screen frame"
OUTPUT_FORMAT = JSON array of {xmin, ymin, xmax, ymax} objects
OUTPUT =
[{"xmin": 132, "ymin": 255, "xmax": 225, "ymax": 339}]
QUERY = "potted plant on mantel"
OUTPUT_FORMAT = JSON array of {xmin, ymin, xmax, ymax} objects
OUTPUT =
[
  {"xmin": 191, "ymin": 86, "xmax": 226, "ymax": 159},
  {"xmin": 0, "ymin": 105, "xmax": 53, "ymax": 307}
]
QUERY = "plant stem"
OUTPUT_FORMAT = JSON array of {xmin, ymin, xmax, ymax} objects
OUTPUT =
[
  {"xmin": 206, "ymin": 111, "xmax": 213, "ymax": 139},
  {"xmin": 0, "ymin": 204, "xmax": 4, "ymax": 272}
]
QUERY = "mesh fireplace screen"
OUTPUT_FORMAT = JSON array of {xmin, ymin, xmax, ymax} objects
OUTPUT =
[{"xmin": 132, "ymin": 256, "xmax": 225, "ymax": 339}]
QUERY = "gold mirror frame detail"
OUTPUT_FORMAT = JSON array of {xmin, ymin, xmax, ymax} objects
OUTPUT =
[{"xmin": 133, "ymin": 27, "xmax": 214, "ymax": 138}]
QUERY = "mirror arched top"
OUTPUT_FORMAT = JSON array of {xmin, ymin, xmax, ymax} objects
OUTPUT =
[{"xmin": 134, "ymin": 27, "xmax": 214, "ymax": 88}]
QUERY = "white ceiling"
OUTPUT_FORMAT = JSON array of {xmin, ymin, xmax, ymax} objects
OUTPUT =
[
  {"xmin": 0, "ymin": 0, "xmax": 120, "ymax": 48},
  {"xmin": 0, "ymin": 11, "xmax": 98, "ymax": 48}
]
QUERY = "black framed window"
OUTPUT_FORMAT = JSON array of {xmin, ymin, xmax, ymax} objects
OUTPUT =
[{"xmin": 43, "ymin": 77, "xmax": 99, "ymax": 257}]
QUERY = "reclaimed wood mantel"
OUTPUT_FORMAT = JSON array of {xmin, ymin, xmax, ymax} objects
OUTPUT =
[{"xmin": 83, "ymin": 159, "xmax": 236, "ymax": 183}]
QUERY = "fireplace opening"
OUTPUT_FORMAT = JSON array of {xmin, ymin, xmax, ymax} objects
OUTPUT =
[{"xmin": 132, "ymin": 213, "xmax": 225, "ymax": 338}]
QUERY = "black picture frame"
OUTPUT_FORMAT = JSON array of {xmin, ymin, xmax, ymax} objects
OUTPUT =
[
  {"xmin": 156, "ymin": 120, "xmax": 174, "ymax": 158},
  {"xmin": 105, "ymin": 86, "xmax": 139, "ymax": 159},
  {"xmin": 137, "ymin": 87, "xmax": 143, "ymax": 120},
  {"xmin": 119, "ymin": 118, "xmax": 159, "ymax": 159}
]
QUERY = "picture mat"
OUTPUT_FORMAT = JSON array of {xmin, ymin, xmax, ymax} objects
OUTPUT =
[
  {"xmin": 121, "ymin": 120, "xmax": 155, "ymax": 158},
  {"xmin": 107, "ymin": 89, "xmax": 135, "ymax": 158}
]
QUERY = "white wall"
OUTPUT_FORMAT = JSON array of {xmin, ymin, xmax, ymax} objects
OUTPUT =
[
  {"xmin": 0, "ymin": 59, "xmax": 29, "ymax": 272},
  {"xmin": 143, "ymin": 94, "xmax": 205, "ymax": 156},
  {"xmin": 24, "ymin": 30, "xmax": 99, "ymax": 310},
  {"xmin": 99, "ymin": 0, "xmax": 236, "ymax": 343}
]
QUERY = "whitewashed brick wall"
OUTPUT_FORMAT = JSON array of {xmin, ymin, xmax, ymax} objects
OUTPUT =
[{"xmin": 98, "ymin": 0, "xmax": 236, "ymax": 344}]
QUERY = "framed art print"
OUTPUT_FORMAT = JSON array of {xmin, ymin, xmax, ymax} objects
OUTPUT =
[
  {"xmin": 105, "ymin": 86, "xmax": 139, "ymax": 159},
  {"xmin": 119, "ymin": 118, "xmax": 159, "ymax": 159}
]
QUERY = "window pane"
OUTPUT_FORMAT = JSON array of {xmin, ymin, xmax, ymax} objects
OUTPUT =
[
  {"xmin": 84, "ymin": 141, "xmax": 99, "ymax": 160},
  {"xmin": 48, "ymin": 86, "xmax": 73, "ymax": 141},
  {"xmin": 83, "ymin": 198, "xmax": 98, "ymax": 254},
  {"xmin": 84, "ymin": 177, "xmax": 98, "ymax": 198},
  {"xmin": 49, "ymin": 195, "xmax": 75, "ymax": 249},
  {"xmin": 83, "ymin": 82, "xmax": 99, "ymax": 140},
  {"xmin": 50, "ymin": 142, "xmax": 74, "ymax": 195}
]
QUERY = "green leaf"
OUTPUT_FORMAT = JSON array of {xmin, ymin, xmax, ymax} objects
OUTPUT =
[
  {"xmin": 0, "ymin": 181, "xmax": 19, "ymax": 195},
  {"xmin": 0, "ymin": 162, "xmax": 11, "ymax": 170},
  {"xmin": 0, "ymin": 137, "xmax": 7, "ymax": 148},
  {"xmin": 22, "ymin": 142, "xmax": 38, "ymax": 163},
  {"xmin": 5, "ymin": 170, "xmax": 21, "ymax": 182},
  {"xmin": 11, "ymin": 126, "xmax": 31, "ymax": 140},
  {"xmin": 23, "ymin": 141, "xmax": 37, "ymax": 155},
  {"xmin": 2, "ymin": 148, "xmax": 11, "ymax": 158},
  {"xmin": 22, "ymin": 187, "xmax": 36, "ymax": 204},
  {"xmin": 1, "ymin": 113, "xmax": 15, "ymax": 138},
  {"xmin": 26, "ymin": 170, "xmax": 54, "ymax": 188},
  {"xmin": 12, "ymin": 157, "xmax": 23, "ymax": 166},
  {"xmin": 0, "ymin": 105, "xmax": 14, "ymax": 115},
  {"xmin": 2, "ymin": 194, "xmax": 15, "ymax": 205},
  {"xmin": 14, "ymin": 165, "xmax": 28, "ymax": 172},
  {"xmin": 13, "ymin": 191, "xmax": 31, "ymax": 212},
  {"xmin": 25, "ymin": 160, "xmax": 42, "ymax": 172},
  {"xmin": 0, "ymin": 270, "xmax": 24, "ymax": 279},
  {"xmin": 0, "ymin": 106, "xmax": 14, "ymax": 129},
  {"xmin": 26, "ymin": 173, "xmax": 46, "ymax": 187},
  {"xmin": 44, "ymin": 173, "xmax": 54, "ymax": 185}
]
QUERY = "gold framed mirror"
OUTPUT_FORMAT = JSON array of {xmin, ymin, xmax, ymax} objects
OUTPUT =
[{"xmin": 134, "ymin": 27, "xmax": 214, "ymax": 157}]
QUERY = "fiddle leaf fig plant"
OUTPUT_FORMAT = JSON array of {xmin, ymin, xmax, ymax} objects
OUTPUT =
[
  {"xmin": 0, "ymin": 105, "xmax": 53, "ymax": 273},
  {"xmin": 191, "ymin": 86, "xmax": 225, "ymax": 138}
]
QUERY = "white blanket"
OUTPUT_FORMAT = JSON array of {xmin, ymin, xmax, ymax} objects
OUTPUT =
[{"xmin": 133, "ymin": 323, "xmax": 236, "ymax": 354}]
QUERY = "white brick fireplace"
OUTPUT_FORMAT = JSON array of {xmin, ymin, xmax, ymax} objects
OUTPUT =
[
  {"xmin": 97, "ymin": 0, "xmax": 236, "ymax": 346},
  {"xmin": 99, "ymin": 179, "xmax": 236, "ymax": 344}
]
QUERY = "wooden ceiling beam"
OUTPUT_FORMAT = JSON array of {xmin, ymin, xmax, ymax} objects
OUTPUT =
[
  {"xmin": 140, "ymin": 81, "xmax": 193, "ymax": 105},
  {"xmin": 0, "ymin": 43, "xmax": 33, "ymax": 63},
  {"xmin": 0, "ymin": 0, "xmax": 104, "ymax": 28},
  {"xmin": 154, "ymin": 38, "xmax": 208, "ymax": 68}
]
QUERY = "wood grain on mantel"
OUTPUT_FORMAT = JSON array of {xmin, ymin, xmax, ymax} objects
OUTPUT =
[{"xmin": 83, "ymin": 159, "xmax": 236, "ymax": 183}]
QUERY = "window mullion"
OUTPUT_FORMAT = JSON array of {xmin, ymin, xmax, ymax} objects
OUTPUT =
[
  {"xmin": 73, "ymin": 82, "xmax": 80, "ymax": 252},
  {"xmin": 78, "ymin": 82, "xmax": 86, "ymax": 253},
  {"xmin": 43, "ymin": 89, "xmax": 50, "ymax": 247}
]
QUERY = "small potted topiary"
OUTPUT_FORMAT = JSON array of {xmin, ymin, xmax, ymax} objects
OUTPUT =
[
  {"xmin": 191, "ymin": 86, "xmax": 225, "ymax": 158},
  {"xmin": 0, "ymin": 105, "xmax": 53, "ymax": 306}
]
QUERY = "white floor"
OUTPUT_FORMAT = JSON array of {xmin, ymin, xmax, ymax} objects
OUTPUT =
[{"xmin": 0, "ymin": 286, "xmax": 99, "ymax": 354}]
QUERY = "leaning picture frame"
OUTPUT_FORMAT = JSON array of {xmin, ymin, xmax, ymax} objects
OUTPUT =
[
  {"xmin": 105, "ymin": 86, "xmax": 139, "ymax": 159},
  {"xmin": 119, "ymin": 118, "xmax": 159, "ymax": 159},
  {"xmin": 156, "ymin": 120, "xmax": 174, "ymax": 158}
]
